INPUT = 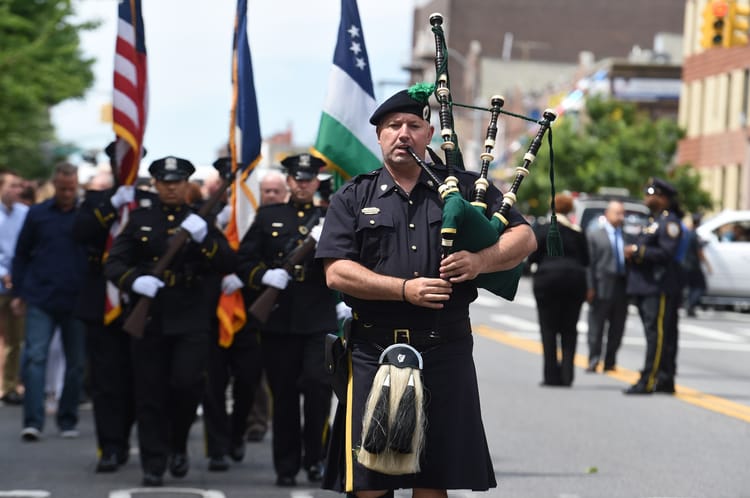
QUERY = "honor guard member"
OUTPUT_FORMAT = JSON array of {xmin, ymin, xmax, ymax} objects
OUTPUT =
[
  {"xmin": 72, "ymin": 142, "xmax": 155, "ymax": 473},
  {"xmin": 315, "ymin": 87, "xmax": 536, "ymax": 497},
  {"xmin": 104, "ymin": 156, "xmax": 237, "ymax": 487},
  {"xmin": 236, "ymin": 153, "xmax": 337, "ymax": 487},
  {"xmin": 201, "ymin": 157, "xmax": 264, "ymax": 473},
  {"xmin": 623, "ymin": 177, "xmax": 683, "ymax": 395}
]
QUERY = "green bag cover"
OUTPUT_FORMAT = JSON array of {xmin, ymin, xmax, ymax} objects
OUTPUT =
[{"xmin": 440, "ymin": 191, "xmax": 523, "ymax": 301}]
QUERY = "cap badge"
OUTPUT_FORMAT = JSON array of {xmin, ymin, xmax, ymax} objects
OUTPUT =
[
  {"xmin": 165, "ymin": 157, "xmax": 177, "ymax": 170},
  {"xmin": 299, "ymin": 154, "xmax": 311, "ymax": 167}
]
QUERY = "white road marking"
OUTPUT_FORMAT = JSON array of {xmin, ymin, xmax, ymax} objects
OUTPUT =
[
  {"xmin": 0, "ymin": 492, "xmax": 50, "ymax": 498},
  {"xmin": 110, "ymin": 489, "xmax": 225, "ymax": 498}
]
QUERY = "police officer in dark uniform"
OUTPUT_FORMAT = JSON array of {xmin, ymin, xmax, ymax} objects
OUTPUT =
[
  {"xmin": 236, "ymin": 153, "xmax": 337, "ymax": 487},
  {"xmin": 623, "ymin": 177, "xmax": 683, "ymax": 395},
  {"xmin": 104, "ymin": 156, "xmax": 237, "ymax": 487},
  {"xmin": 72, "ymin": 143, "xmax": 155, "ymax": 473},
  {"xmin": 199, "ymin": 157, "xmax": 264, "ymax": 473},
  {"xmin": 316, "ymin": 87, "xmax": 536, "ymax": 496}
]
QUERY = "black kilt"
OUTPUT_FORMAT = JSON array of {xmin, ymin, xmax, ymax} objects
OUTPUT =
[{"xmin": 322, "ymin": 333, "xmax": 497, "ymax": 492}]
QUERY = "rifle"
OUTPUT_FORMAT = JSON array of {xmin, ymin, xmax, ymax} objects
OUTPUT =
[
  {"xmin": 248, "ymin": 229, "xmax": 319, "ymax": 325},
  {"xmin": 122, "ymin": 160, "xmax": 233, "ymax": 338}
]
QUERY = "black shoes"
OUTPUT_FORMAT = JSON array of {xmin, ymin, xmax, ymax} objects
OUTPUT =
[
  {"xmin": 654, "ymin": 378, "xmax": 676, "ymax": 394},
  {"xmin": 229, "ymin": 440, "xmax": 245, "ymax": 462},
  {"xmin": 142, "ymin": 471, "xmax": 163, "ymax": 486},
  {"xmin": 1, "ymin": 391, "xmax": 23, "ymax": 405},
  {"xmin": 169, "ymin": 453, "xmax": 189, "ymax": 478},
  {"xmin": 623, "ymin": 383, "xmax": 653, "ymax": 395},
  {"xmin": 246, "ymin": 425, "xmax": 266, "ymax": 442},
  {"xmin": 276, "ymin": 475, "xmax": 297, "ymax": 487},
  {"xmin": 96, "ymin": 454, "xmax": 120, "ymax": 473},
  {"xmin": 307, "ymin": 464, "xmax": 323, "ymax": 482},
  {"xmin": 208, "ymin": 455, "xmax": 230, "ymax": 472}
]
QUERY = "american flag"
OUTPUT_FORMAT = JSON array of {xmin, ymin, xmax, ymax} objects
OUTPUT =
[
  {"xmin": 217, "ymin": 0, "xmax": 262, "ymax": 347},
  {"xmin": 111, "ymin": 0, "xmax": 148, "ymax": 186},
  {"xmin": 104, "ymin": 0, "xmax": 148, "ymax": 325}
]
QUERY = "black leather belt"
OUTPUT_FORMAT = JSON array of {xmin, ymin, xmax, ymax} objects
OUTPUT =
[{"xmin": 351, "ymin": 317, "xmax": 471, "ymax": 348}]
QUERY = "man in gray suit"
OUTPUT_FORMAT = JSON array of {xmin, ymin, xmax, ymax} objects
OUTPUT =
[{"xmin": 585, "ymin": 200, "xmax": 628, "ymax": 372}]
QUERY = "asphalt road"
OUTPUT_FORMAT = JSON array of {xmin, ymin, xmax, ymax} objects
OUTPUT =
[{"xmin": 1, "ymin": 276, "xmax": 748, "ymax": 497}]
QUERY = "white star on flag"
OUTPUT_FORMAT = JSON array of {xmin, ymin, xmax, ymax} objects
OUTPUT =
[
  {"xmin": 350, "ymin": 41, "xmax": 362, "ymax": 55},
  {"xmin": 347, "ymin": 24, "xmax": 360, "ymax": 38},
  {"xmin": 355, "ymin": 57, "xmax": 366, "ymax": 70}
]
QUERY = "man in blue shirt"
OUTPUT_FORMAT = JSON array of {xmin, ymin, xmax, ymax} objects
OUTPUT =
[
  {"xmin": 0, "ymin": 169, "xmax": 29, "ymax": 405},
  {"xmin": 12, "ymin": 162, "xmax": 87, "ymax": 441}
]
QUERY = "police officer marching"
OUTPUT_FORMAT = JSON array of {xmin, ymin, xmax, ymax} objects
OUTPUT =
[
  {"xmin": 72, "ymin": 142, "xmax": 155, "ymax": 473},
  {"xmin": 236, "ymin": 153, "xmax": 337, "ymax": 487},
  {"xmin": 104, "ymin": 156, "xmax": 237, "ymax": 487},
  {"xmin": 623, "ymin": 177, "xmax": 683, "ymax": 395}
]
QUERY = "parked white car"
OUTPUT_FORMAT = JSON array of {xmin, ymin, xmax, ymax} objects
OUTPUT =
[{"xmin": 695, "ymin": 210, "xmax": 750, "ymax": 309}]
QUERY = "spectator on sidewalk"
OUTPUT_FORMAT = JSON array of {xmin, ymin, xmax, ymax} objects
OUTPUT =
[
  {"xmin": 0, "ymin": 169, "xmax": 29, "ymax": 405},
  {"xmin": 13, "ymin": 162, "xmax": 88, "ymax": 441}
]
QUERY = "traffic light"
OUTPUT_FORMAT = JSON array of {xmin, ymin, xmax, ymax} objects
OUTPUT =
[
  {"xmin": 701, "ymin": 0, "xmax": 729, "ymax": 48},
  {"xmin": 726, "ymin": 1, "xmax": 750, "ymax": 47}
]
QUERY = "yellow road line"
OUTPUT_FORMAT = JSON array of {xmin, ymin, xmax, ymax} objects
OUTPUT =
[{"xmin": 475, "ymin": 324, "xmax": 750, "ymax": 424}]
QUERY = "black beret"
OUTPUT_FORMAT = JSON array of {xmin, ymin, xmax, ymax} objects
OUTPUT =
[
  {"xmin": 645, "ymin": 177, "xmax": 677, "ymax": 197},
  {"xmin": 280, "ymin": 153, "xmax": 326, "ymax": 181},
  {"xmin": 369, "ymin": 84, "xmax": 433, "ymax": 126},
  {"xmin": 148, "ymin": 156, "xmax": 195, "ymax": 182}
]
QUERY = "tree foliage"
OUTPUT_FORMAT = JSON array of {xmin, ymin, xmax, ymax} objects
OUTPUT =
[
  {"xmin": 0, "ymin": 0, "xmax": 96, "ymax": 179},
  {"xmin": 506, "ymin": 96, "xmax": 713, "ymax": 218}
]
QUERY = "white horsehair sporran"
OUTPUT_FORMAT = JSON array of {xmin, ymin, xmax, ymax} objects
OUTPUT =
[{"xmin": 358, "ymin": 343, "xmax": 426, "ymax": 475}]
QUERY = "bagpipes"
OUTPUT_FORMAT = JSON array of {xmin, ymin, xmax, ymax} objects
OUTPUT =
[
  {"xmin": 356, "ymin": 13, "xmax": 560, "ymax": 477},
  {"xmin": 414, "ymin": 12, "xmax": 561, "ymax": 300}
]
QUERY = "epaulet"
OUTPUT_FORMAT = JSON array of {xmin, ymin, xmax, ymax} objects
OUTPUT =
[{"xmin": 352, "ymin": 170, "xmax": 380, "ymax": 182}]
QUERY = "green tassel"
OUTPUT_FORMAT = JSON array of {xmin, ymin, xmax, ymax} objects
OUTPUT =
[
  {"xmin": 546, "ymin": 214, "xmax": 564, "ymax": 256},
  {"xmin": 407, "ymin": 82, "xmax": 436, "ymax": 104}
]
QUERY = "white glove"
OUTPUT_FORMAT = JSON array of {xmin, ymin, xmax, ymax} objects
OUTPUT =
[
  {"xmin": 215, "ymin": 204, "xmax": 232, "ymax": 229},
  {"xmin": 110, "ymin": 185, "xmax": 135, "ymax": 209},
  {"xmin": 310, "ymin": 217, "xmax": 325, "ymax": 242},
  {"xmin": 261, "ymin": 268, "xmax": 291, "ymax": 290},
  {"xmin": 131, "ymin": 275, "xmax": 165, "ymax": 298},
  {"xmin": 181, "ymin": 213, "xmax": 208, "ymax": 243},
  {"xmin": 221, "ymin": 273, "xmax": 244, "ymax": 295},
  {"xmin": 336, "ymin": 301, "xmax": 352, "ymax": 321}
]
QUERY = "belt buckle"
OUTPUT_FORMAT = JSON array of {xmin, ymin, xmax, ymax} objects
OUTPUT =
[
  {"xmin": 393, "ymin": 328, "xmax": 410, "ymax": 344},
  {"xmin": 293, "ymin": 264, "xmax": 305, "ymax": 282}
]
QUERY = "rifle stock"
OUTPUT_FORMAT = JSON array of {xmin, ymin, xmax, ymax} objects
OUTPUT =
[
  {"xmin": 247, "ymin": 235, "xmax": 318, "ymax": 324},
  {"xmin": 122, "ymin": 177, "xmax": 230, "ymax": 338}
]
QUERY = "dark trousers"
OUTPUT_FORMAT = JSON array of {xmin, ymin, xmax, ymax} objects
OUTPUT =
[
  {"xmin": 535, "ymin": 294, "xmax": 584, "ymax": 386},
  {"xmin": 203, "ymin": 325, "xmax": 263, "ymax": 458},
  {"xmin": 261, "ymin": 331, "xmax": 332, "ymax": 478},
  {"xmin": 131, "ymin": 329, "xmax": 208, "ymax": 475},
  {"xmin": 632, "ymin": 293, "xmax": 679, "ymax": 389},
  {"xmin": 85, "ymin": 319, "xmax": 135, "ymax": 458},
  {"xmin": 587, "ymin": 278, "xmax": 628, "ymax": 368}
]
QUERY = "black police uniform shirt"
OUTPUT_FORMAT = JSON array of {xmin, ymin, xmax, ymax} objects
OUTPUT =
[
  {"xmin": 626, "ymin": 209, "xmax": 683, "ymax": 296},
  {"xmin": 72, "ymin": 188, "xmax": 157, "ymax": 323},
  {"xmin": 104, "ymin": 199, "xmax": 237, "ymax": 335},
  {"xmin": 315, "ymin": 163, "xmax": 527, "ymax": 328},
  {"xmin": 236, "ymin": 201, "xmax": 337, "ymax": 334}
]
